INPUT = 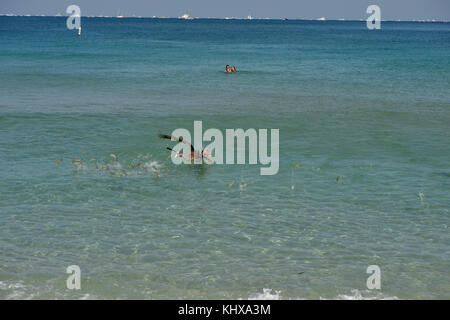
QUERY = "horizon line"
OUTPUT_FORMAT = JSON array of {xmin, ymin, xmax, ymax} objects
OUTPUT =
[{"xmin": 0, "ymin": 14, "xmax": 449, "ymax": 22}]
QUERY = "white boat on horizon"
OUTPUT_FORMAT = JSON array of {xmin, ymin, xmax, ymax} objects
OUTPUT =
[{"xmin": 179, "ymin": 10, "xmax": 194, "ymax": 20}]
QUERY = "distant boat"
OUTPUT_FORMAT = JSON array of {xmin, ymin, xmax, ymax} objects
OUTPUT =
[
  {"xmin": 116, "ymin": 10, "xmax": 124, "ymax": 18},
  {"xmin": 179, "ymin": 10, "xmax": 194, "ymax": 20},
  {"xmin": 247, "ymin": 15, "xmax": 253, "ymax": 20},
  {"xmin": 317, "ymin": 17, "xmax": 326, "ymax": 21}
]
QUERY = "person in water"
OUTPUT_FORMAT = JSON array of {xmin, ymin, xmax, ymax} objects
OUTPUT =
[
  {"xmin": 231, "ymin": 66, "xmax": 238, "ymax": 72},
  {"xmin": 159, "ymin": 134, "xmax": 211, "ymax": 163},
  {"xmin": 225, "ymin": 65, "xmax": 232, "ymax": 73}
]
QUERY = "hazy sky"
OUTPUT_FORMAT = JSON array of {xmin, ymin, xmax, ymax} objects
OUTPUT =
[{"xmin": 1, "ymin": 0, "xmax": 449, "ymax": 20}]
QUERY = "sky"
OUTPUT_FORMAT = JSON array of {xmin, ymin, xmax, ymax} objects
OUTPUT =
[{"xmin": 1, "ymin": 0, "xmax": 449, "ymax": 20}]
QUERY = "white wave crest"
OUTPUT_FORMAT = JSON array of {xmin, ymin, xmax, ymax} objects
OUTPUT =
[
  {"xmin": 329, "ymin": 289, "xmax": 398, "ymax": 300},
  {"xmin": 248, "ymin": 288, "xmax": 282, "ymax": 300}
]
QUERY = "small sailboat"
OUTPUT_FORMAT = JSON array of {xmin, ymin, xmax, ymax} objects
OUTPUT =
[{"xmin": 179, "ymin": 10, "xmax": 194, "ymax": 20}]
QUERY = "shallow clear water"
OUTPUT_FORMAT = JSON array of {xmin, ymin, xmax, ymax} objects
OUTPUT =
[{"xmin": 0, "ymin": 17, "xmax": 449, "ymax": 299}]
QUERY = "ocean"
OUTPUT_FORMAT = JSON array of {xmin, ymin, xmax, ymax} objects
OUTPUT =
[{"xmin": 0, "ymin": 16, "xmax": 449, "ymax": 299}]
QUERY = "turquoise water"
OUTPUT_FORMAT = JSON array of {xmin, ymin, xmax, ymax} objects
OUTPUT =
[{"xmin": 0, "ymin": 17, "xmax": 449, "ymax": 299}]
